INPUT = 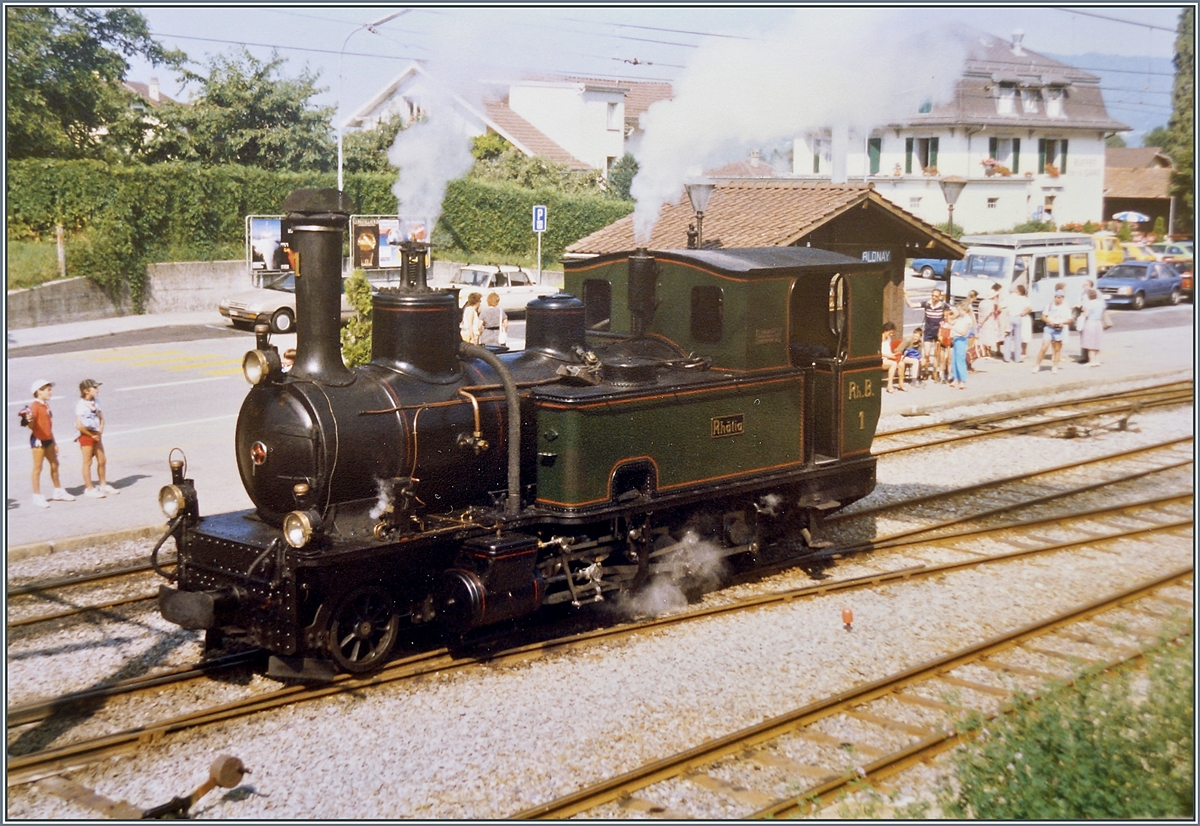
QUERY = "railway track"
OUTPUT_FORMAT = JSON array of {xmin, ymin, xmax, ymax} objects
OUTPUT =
[
  {"xmin": 6, "ymin": 426, "xmax": 1189, "ymax": 635},
  {"xmin": 510, "ymin": 567, "xmax": 1193, "ymax": 819},
  {"xmin": 874, "ymin": 380, "xmax": 1192, "ymax": 455},
  {"xmin": 8, "ymin": 489, "xmax": 1191, "ymax": 787}
]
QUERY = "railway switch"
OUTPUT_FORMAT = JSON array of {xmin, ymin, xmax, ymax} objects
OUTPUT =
[{"xmin": 141, "ymin": 754, "xmax": 250, "ymax": 819}]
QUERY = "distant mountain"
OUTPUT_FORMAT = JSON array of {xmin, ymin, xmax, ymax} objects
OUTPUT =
[{"xmin": 1047, "ymin": 52, "xmax": 1174, "ymax": 147}]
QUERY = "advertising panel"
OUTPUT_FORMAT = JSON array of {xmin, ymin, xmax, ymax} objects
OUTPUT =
[
  {"xmin": 246, "ymin": 216, "xmax": 294, "ymax": 277},
  {"xmin": 350, "ymin": 216, "xmax": 430, "ymax": 269}
]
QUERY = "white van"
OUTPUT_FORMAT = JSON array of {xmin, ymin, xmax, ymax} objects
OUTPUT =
[{"xmin": 949, "ymin": 233, "xmax": 1096, "ymax": 322}]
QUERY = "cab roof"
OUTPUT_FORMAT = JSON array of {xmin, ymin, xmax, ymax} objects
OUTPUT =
[{"xmin": 566, "ymin": 247, "xmax": 874, "ymax": 277}]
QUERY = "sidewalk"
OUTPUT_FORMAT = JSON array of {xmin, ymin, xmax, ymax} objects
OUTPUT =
[{"xmin": 6, "ymin": 310, "xmax": 219, "ymax": 350}]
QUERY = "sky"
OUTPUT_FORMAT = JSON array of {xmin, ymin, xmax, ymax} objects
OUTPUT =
[{"xmin": 128, "ymin": 5, "xmax": 1183, "ymax": 125}]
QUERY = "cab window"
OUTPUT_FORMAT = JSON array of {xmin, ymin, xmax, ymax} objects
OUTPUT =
[
  {"xmin": 828, "ymin": 274, "xmax": 846, "ymax": 338},
  {"xmin": 690, "ymin": 286, "xmax": 723, "ymax": 343},
  {"xmin": 583, "ymin": 279, "xmax": 611, "ymax": 331}
]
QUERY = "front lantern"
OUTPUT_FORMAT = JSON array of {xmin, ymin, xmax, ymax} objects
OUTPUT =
[{"xmin": 283, "ymin": 510, "xmax": 323, "ymax": 549}]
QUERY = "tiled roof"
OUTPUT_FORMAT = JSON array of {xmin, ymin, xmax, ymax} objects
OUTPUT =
[
  {"xmin": 543, "ymin": 75, "xmax": 673, "ymax": 123},
  {"xmin": 908, "ymin": 31, "xmax": 1127, "ymax": 132},
  {"xmin": 123, "ymin": 80, "xmax": 181, "ymax": 107},
  {"xmin": 705, "ymin": 154, "xmax": 780, "ymax": 178},
  {"xmin": 482, "ymin": 100, "xmax": 591, "ymax": 170},
  {"xmin": 566, "ymin": 179, "xmax": 959, "ymax": 256},
  {"xmin": 1104, "ymin": 166, "xmax": 1172, "ymax": 199},
  {"xmin": 1106, "ymin": 147, "xmax": 1172, "ymax": 168}
]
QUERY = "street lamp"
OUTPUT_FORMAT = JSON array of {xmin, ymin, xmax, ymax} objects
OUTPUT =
[
  {"xmin": 338, "ymin": 9, "xmax": 410, "ymax": 192},
  {"xmin": 938, "ymin": 175, "xmax": 967, "ymax": 237},
  {"xmin": 685, "ymin": 181, "xmax": 715, "ymax": 249}
]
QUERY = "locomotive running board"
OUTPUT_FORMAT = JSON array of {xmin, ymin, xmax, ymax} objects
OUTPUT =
[{"xmin": 267, "ymin": 655, "xmax": 338, "ymax": 682}]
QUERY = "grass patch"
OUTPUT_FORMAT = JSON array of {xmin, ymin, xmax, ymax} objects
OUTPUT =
[
  {"xmin": 7, "ymin": 239, "xmax": 63, "ymax": 291},
  {"xmin": 939, "ymin": 633, "xmax": 1193, "ymax": 819}
]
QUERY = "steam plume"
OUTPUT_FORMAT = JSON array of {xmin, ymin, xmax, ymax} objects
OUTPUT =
[{"xmin": 630, "ymin": 9, "xmax": 970, "ymax": 241}]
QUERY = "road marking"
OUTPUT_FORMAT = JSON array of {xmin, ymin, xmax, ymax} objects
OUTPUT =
[{"xmin": 116, "ymin": 376, "xmax": 233, "ymax": 392}]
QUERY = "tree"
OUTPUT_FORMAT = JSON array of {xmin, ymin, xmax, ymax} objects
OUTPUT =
[
  {"xmin": 1104, "ymin": 134, "xmax": 1126, "ymax": 149},
  {"xmin": 606, "ymin": 153, "xmax": 638, "ymax": 200},
  {"xmin": 1142, "ymin": 125, "xmax": 1170, "ymax": 149},
  {"xmin": 1164, "ymin": 8, "xmax": 1194, "ymax": 232},
  {"xmin": 469, "ymin": 145, "xmax": 604, "ymax": 195},
  {"xmin": 343, "ymin": 113, "xmax": 406, "ymax": 174},
  {"xmin": 5, "ymin": 7, "xmax": 182, "ymax": 160},
  {"xmin": 146, "ymin": 49, "xmax": 335, "ymax": 172}
]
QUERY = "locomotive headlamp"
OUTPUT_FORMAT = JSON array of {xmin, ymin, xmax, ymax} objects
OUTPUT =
[
  {"xmin": 159, "ymin": 484, "xmax": 192, "ymax": 519},
  {"xmin": 159, "ymin": 485, "xmax": 185, "ymax": 519},
  {"xmin": 242, "ymin": 349, "xmax": 281, "ymax": 385},
  {"xmin": 283, "ymin": 510, "xmax": 323, "ymax": 549}
]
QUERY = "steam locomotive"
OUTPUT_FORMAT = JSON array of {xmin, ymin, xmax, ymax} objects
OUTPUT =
[{"xmin": 156, "ymin": 188, "xmax": 886, "ymax": 678}]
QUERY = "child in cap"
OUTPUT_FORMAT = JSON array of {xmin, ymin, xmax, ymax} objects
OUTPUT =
[
  {"xmin": 76, "ymin": 378, "xmax": 118, "ymax": 498},
  {"xmin": 29, "ymin": 380, "xmax": 75, "ymax": 508}
]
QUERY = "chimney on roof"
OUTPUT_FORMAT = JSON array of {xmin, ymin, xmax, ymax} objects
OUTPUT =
[
  {"xmin": 1011, "ymin": 30, "xmax": 1025, "ymax": 57},
  {"xmin": 149, "ymin": 77, "xmax": 160, "ymax": 103},
  {"xmin": 830, "ymin": 125, "xmax": 848, "ymax": 185},
  {"xmin": 750, "ymin": 148, "xmax": 761, "ymax": 167}
]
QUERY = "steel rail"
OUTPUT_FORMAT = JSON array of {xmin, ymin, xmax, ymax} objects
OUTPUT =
[
  {"xmin": 8, "ymin": 559, "xmax": 175, "ymax": 600},
  {"xmin": 7, "ymin": 506, "xmax": 1191, "ymax": 787},
  {"xmin": 877, "ymin": 380, "xmax": 1192, "ymax": 439},
  {"xmin": 510, "ymin": 566, "xmax": 1193, "ymax": 820},
  {"xmin": 833, "ymin": 434, "xmax": 1192, "ymax": 523},
  {"xmin": 874, "ymin": 391, "xmax": 1192, "ymax": 456},
  {"xmin": 9, "ymin": 443, "xmax": 1190, "ymax": 634}
]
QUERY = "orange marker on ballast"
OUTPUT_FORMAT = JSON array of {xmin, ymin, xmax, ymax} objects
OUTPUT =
[{"xmin": 842, "ymin": 607, "xmax": 854, "ymax": 631}]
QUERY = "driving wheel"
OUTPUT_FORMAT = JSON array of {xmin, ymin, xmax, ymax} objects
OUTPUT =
[{"xmin": 326, "ymin": 585, "xmax": 400, "ymax": 673}]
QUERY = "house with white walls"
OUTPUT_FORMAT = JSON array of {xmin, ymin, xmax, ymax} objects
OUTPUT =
[
  {"xmin": 345, "ymin": 62, "xmax": 672, "ymax": 174},
  {"xmin": 786, "ymin": 31, "xmax": 1128, "ymax": 232}
]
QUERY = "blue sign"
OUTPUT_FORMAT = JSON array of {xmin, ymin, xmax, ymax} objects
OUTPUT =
[{"xmin": 533, "ymin": 205, "xmax": 547, "ymax": 233}]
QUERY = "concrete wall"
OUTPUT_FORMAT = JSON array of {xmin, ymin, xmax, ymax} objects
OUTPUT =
[
  {"xmin": 7, "ymin": 259, "xmax": 567, "ymax": 330},
  {"xmin": 142, "ymin": 260, "xmax": 248, "ymax": 314}
]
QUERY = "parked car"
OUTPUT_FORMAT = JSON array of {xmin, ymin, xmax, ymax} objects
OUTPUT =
[
  {"xmin": 1144, "ymin": 241, "xmax": 1193, "ymax": 264},
  {"xmin": 218, "ymin": 273, "xmax": 356, "ymax": 333},
  {"xmin": 1096, "ymin": 261, "xmax": 1184, "ymax": 310},
  {"xmin": 1091, "ymin": 232, "xmax": 1124, "ymax": 274},
  {"xmin": 909, "ymin": 258, "xmax": 952, "ymax": 279},
  {"xmin": 449, "ymin": 265, "xmax": 546, "ymax": 314},
  {"xmin": 1120, "ymin": 242, "xmax": 1156, "ymax": 262}
]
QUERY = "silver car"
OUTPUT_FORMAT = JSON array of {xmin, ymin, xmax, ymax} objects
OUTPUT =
[{"xmin": 219, "ymin": 273, "xmax": 356, "ymax": 334}]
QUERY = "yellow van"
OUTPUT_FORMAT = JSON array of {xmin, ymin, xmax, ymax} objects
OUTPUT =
[{"xmin": 1092, "ymin": 232, "xmax": 1124, "ymax": 274}]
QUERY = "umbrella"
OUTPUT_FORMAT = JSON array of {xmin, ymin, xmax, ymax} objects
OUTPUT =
[{"xmin": 1112, "ymin": 210, "xmax": 1150, "ymax": 223}]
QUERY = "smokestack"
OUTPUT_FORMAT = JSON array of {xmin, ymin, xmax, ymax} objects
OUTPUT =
[
  {"xmin": 830, "ymin": 124, "xmax": 849, "ymax": 184},
  {"xmin": 1011, "ymin": 30, "xmax": 1025, "ymax": 56},
  {"xmin": 282, "ymin": 188, "xmax": 356, "ymax": 386},
  {"xmin": 627, "ymin": 249, "xmax": 658, "ymax": 337}
]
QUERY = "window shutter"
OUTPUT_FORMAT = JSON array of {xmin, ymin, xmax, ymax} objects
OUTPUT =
[
  {"xmin": 989, "ymin": 137, "xmax": 998, "ymax": 159},
  {"xmin": 930, "ymin": 138, "xmax": 938, "ymax": 168},
  {"xmin": 1038, "ymin": 139, "xmax": 1046, "ymax": 173},
  {"xmin": 1012, "ymin": 138, "xmax": 1020, "ymax": 173},
  {"xmin": 905, "ymin": 138, "xmax": 913, "ymax": 174},
  {"xmin": 1060, "ymin": 139, "xmax": 1068, "ymax": 173},
  {"xmin": 868, "ymin": 138, "xmax": 881, "ymax": 175}
]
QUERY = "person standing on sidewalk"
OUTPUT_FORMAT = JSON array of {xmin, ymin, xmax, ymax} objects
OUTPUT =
[
  {"xmin": 76, "ymin": 378, "xmax": 119, "ymax": 498},
  {"xmin": 903, "ymin": 287, "xmax": 946, "ymax": 381},
  {"xmin": 28, "ymin": 380, "xmax": 75, "ymax": 508},
  {"xmin": 948, "ymin": 304, "xmax": 973, "ymax": 389},
  {"xmin": 1030, "ymin": 291, "xmax": 1074, "ymax": 374},
  {"xmin": 1003, "ymin": 284, "xmax": 1032, "ymax": 363}
]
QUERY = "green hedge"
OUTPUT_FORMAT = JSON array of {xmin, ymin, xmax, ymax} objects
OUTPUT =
[{"xmin": 7, "ymin": 160, "xmax": 632, "ymax": 310}]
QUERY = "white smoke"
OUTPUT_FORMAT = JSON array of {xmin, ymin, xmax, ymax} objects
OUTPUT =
[
  {"xmin": 616, "ymin": 530, "xmax": 729, "ymax": 620},
  {"xmin": 387, "ymin": 107, "xmax": 475, "ymax": 225},
  {"xmin": 369, "ymin": 477, "xmax": 394, "ymax": 520},
  {"xmin": 629, "ymin": 9, "xmax": 970, "ymax": 241}
]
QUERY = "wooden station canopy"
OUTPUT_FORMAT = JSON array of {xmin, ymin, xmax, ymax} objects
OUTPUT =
[{"xmin": 566, "ymin": 180, "xmax": 965, "ymax": 264}]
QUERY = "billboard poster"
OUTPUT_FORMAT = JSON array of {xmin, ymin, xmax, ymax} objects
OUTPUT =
[
  {"xmin": 248, "ymin": 216, "xmax": 292, "ymax": 273},
  {"xmin": 377, "ymin": 218, "xmax": 401, "ymax": 268},
  {"xmin": 354, "ymin": 223, "xmax": 380, "ymax": 270}
]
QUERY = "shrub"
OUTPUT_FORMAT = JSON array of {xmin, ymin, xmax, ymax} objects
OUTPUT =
[{"xmin": 939, "ymin": 636, "xmax": 1194, "ymax": 819}]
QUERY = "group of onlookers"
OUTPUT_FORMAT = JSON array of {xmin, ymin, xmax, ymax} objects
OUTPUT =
[{"xmin": 884, "ymin": 280, "xmax": 1111, "ymax": 391}]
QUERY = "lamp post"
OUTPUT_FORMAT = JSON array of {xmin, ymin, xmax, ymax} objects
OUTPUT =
[
  {"xmin": 685, "ymin": 181, "xmax": 715, "ymax": 249},
  {"xmin": 338, "ymin": 9, "xmax": 410, "ymax": 192},
  {"xmin": 938, "ymin": 176, "xmax": 967, "ymax": 295}
]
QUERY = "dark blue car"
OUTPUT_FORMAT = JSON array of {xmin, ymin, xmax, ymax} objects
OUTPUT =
[{"xmin": 1097, "ymin": 261, "xmax": 1184, "ymax": 310}]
